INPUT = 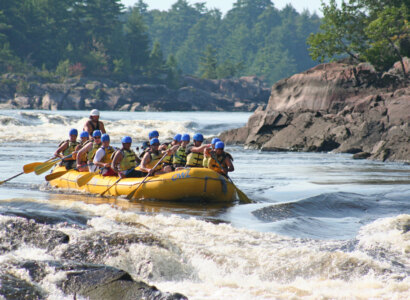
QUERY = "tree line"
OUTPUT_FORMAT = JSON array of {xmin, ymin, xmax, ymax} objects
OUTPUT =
[
  {"xmin": 0, "ymin": 0, "xmax": 322, "ymax": 87},
  {"xmin": 1, "ymin": 0, "xmax": 406, "ymax": 89},
  {"xmin": 308, "ymin": 0, "xmax": 409, "ymax": 78}
]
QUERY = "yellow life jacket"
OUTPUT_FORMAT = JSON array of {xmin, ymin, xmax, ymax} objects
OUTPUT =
[
  {"xmin": 119, "ymin": 149, "xmax": 137, "ymax": 171},
  {"xmin": 208, "ymin": 152, "xmax": 232, "ymax": 174},
  {"xmin": 99, "ymin": 146, "xmax": 115, "ymax": 164},
  {"xmin": 87, "ymin": 142, "xmax": 101, "ymax": 162},
  {"xmin": 146, "ymin": 151, "xmax": 163, "ymax": 171},
  {"xmin": 186, "ymin": 151, "xmax": 204, "ymax": 167},
  {"xmin": 162, "ymin": 144, "xmax": 173, "ymax": 165},
  {"xmin": 61, "ymin": 140, "xmax": 79, "ymax": 159},
  {"xmin": 173, "ymin": 146, "xmax": 187, "ymax": 165},
  {"xmin": 203, "ymin": 156, "xmax": 210, "ymax": 168}
]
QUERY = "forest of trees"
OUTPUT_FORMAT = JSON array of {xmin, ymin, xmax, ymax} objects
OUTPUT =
[
  {"xmin": 308, "ymin": 0, "xmax": 409, "ymax": 78},
  {"xmin": 0, "ymin": 0, "xmax": 321, "ymax": 86},
  {"xmin": 1, "ymin": 0, "xmax": 407, "ymax": 88}
]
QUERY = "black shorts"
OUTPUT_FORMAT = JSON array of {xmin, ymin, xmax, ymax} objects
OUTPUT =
[
  {"xmin": 162, "ymin": 163, "xmax": 175, "ymax": 171},
  {"xmin": 173, "ymin": 163, "xmax": 185, "ymax": 169},
  {"xmin": 124, "ymin": 169, "xmax": 146, "ymax": 178},
  {"xmin": 61, "ymin": 160, "xmax": 76, "ymax": 170}
]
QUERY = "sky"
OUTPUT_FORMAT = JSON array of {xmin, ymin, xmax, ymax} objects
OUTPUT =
[{"xmin": 121, "ymin": 0, "xmax": 340, "ymax": 16}]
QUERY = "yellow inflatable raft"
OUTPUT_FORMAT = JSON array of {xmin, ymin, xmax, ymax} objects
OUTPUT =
[{"xmin": 49, "ymin": 166, "xmax": 238, "ymax": 202}]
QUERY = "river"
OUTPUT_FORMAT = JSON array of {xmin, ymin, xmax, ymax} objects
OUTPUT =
[{"xmin": 0, "ymin": 110, "xmax": 409, "ymax": 299}]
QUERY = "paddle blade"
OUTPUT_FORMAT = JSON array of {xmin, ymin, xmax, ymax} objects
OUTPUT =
[
  {"xmin": 126, "ymin": 185, "xmax": 139, "ymax": 200},
  {"xmin": 45, "ymin": 170, "xmax": 68, "ymax": 181},
  {"xmin": 23, "ymin": 157, "xmax": 55, "ymax": 173},
  {"xmin": 76, "ymin": 172, "xmax": 98, "ymax": 187},
  {"xmin": 34, "ymin": 160, "xmax": 60, "ymax": 175},
  {"xmin": 23, "ymin": 162, "xmax": 43, "ymax": 173},
  {"xmin": 235, "ymin": 186, "xmax": 252, "ymax": 204}
]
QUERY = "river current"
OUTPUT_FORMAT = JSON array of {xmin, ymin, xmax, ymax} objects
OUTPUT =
[{"xmin": 0, "ymin": 110, "xmax": 409, "ymax": 299}]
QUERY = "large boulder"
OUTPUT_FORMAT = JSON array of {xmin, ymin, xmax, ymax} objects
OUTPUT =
[{"xmin": 220, "ymin": 60, "xmax": 410, "ymax": 162}]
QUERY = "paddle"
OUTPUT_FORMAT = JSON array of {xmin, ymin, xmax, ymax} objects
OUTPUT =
[
  {"xmin": 76, "ymin": 171, "xmax": 99, "ymax": 187},
  {"xmin": 45, "ymin": 170, "xmax": 69, "ymax": 181},
  {"xmin": 210, "ymin": 152, "xmax": 252, "ymax": 204},
  {"xmin": 1, "ymin": 157, "xmax": 58, "ymax": 185},
  {"xmin": 126, "ymin": 153, "xmax": 168, "ymax": 200},
  {"xmin": 23, "ymin": 157, "xmax": 55, "ymax": 173},
  {"xmin": 100, "ymin": 177, "xmax": 122, "ymax": 197},
  {"xmin": 34, "ymin": 153, "xmax": 74, "ymax": 175},
  {"xmin": 0, "ymin": 172, "xmax": 25, "ymax": 185}
]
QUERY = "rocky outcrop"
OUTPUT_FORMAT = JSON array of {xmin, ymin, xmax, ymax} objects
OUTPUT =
[
  {"xmin": 220, "ymin": 59, "xmax": 410, "ymax": 162},
  {"xmin": 0, "ymin": 213, "xmax": 188, "ymax": 299},
  {"xmin": 0, "ymin": 75, "xmax": 270, "ymax": 111}
]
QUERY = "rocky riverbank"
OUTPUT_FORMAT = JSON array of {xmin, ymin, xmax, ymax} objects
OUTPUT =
[
  {"xmin": 220, "ymin": 59, "xmax": 409, "ymax": 162},
  {"xmin": 0, "ymin": 74, "xmax": 270, "ymax": 112}
]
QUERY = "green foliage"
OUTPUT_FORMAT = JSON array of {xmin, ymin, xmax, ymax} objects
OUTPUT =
[
  {"xmin": 165, "ymin": 54, "xmax": 181, "ymax": 89},
  {"xmin": 124, "ymin": 7, "xmax": 150, "ymax": 72},
  {"xmin": 145, "ymin": 41, "xmax": 166, "ymax": 79},
  {"xmin": 0, "ymin": 43, "xmax": 26, "ymax": 73},
  {"xmin": 198, "ymin": 45, "xmax": 218, "ymax": 79},
  {"xmin": 308, "ymin": 0, "xmax": 409, "ymax": 75},
  {"xmin": 55, "ymin": 60, "xmax": 71, "ymax": 78},
  {"xmin": 1, "ymin": 0, "xmax": 322, "ymax": 84}
]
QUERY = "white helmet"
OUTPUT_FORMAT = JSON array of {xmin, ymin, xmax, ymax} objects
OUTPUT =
[{"xmin": 90, "ymin": 109, "xmax": 100, "ymax": 116}]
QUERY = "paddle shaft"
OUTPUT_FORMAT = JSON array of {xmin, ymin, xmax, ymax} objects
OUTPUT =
[
  {"xmin": 209, "ymin": 151, "xmax": 251, "ymax": 203},
  {"xmin": 0, "ymin": 172, "xmax": 24, "ymax": 185},
  {"xmin": 126, "ymin": 153, "xmax": 168, "ymax": 200},
  {"xmin": 100, "ymin": 177, "xmax": 121, "ymax": 196}
]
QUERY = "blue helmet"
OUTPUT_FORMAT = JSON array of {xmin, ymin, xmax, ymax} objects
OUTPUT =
[
  {"xmin": 150, "ymin": 138, "xmax": 160, "ymax": 145},
  {"xmin": 101, "ymin": 133, "xmax": 110, "ymax": 142},
  {"xmin": 215, "ymin": 141, "xmax": 224, "ymax": 149},
  {"xmin": 173, "ymin": 134, "xmax": 182, "ymax": 142},
  {"xmin": 92, "ymin": 130, "xmax": 102, "ymax": 137},
  {"xmin": 181, "ymin": 134, "xmax": 190, "ymax": 142},
  {"xmin": 193, "ymin": 133, "xmax": 204, "ymax": 142},
  {"xmin": 80, "ymin": 131, "xmax": 89, "ymax": 138},
  {"xmin": 69, "ymin": 128, "xmax": 78, "ymax": 136},
  {"xmin": 211, "ymin": 138, "xmax": 220, "ymax": 145},
  {"xmin": 148, "ymin": 130, "xmax": 159, "ymax": 139},
  {"xmin": 121, "ymin": 136, "xmax": 132, "ymax": 143},
  {"xmin": 141, "ymin": 141, "xmax": 150, "ymax": 150}
]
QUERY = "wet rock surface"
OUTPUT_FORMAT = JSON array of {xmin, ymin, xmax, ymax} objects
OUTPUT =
[
  {"xmin": 220, "ymin": 59, "xmax": 410, "ymax": 162},
  {"xmin": 0, "ymin": 215, "xmax": 188, "ymax": 299},
  {"xmin": 0, "ymin": 74, "xmax": 270, "ymax": 112}
]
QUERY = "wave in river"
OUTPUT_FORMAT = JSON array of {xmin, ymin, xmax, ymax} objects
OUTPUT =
[
  {"xmin": 1, "ymin": 198, "xmax": 408, "ymax": 299},
  {"xmin": 0, "ymin": 110, "xmax": 250, "ymax": 143}
]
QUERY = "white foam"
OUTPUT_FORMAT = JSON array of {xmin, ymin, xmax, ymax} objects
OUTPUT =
[{"xmin": 32, "ymin": 200, "xmax": 410, "ymax": 299}]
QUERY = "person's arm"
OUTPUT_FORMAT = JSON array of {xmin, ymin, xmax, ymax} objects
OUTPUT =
[
  {"xmin": 54, "ymin": 142, "xmax": 68, "ymax": 158},
  {"xmin": 93, "ymin": 148, "xmax": 108, "ymax": 168},
  {"xmin": 191, "ymin": 144, "xmax": 211, "ymax": 153},
  {"xmin": 168, "ymin": 144, "xmax": 179, "ymax": 154},
  {"xmin": 76, "ymin": 143, "xmax": 91, "ymax": 166},
  {"xmin": 139, "ymin": 152, "xmax": 152, "ymax": 174},
  {"xmin": 224, "ymin": 157, "xmax": 234, "ymax": 174},
  {"xmin": 111, "ymin": 151, "xmax": 123, "ymax": 177},
  {"xmin": 99, "ymin": 122, "xmax": 106, "ymax": 134}
]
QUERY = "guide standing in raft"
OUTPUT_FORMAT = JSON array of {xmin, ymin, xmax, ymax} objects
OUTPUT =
[{"xmin": 83, "ymin": 109, "xmax": 106, "ymax": 136}]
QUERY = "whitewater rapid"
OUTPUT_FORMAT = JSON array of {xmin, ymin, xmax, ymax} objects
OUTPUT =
[{"xmin": 0, "ymin": 110, "xmax": 409, "ymax": 299}]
